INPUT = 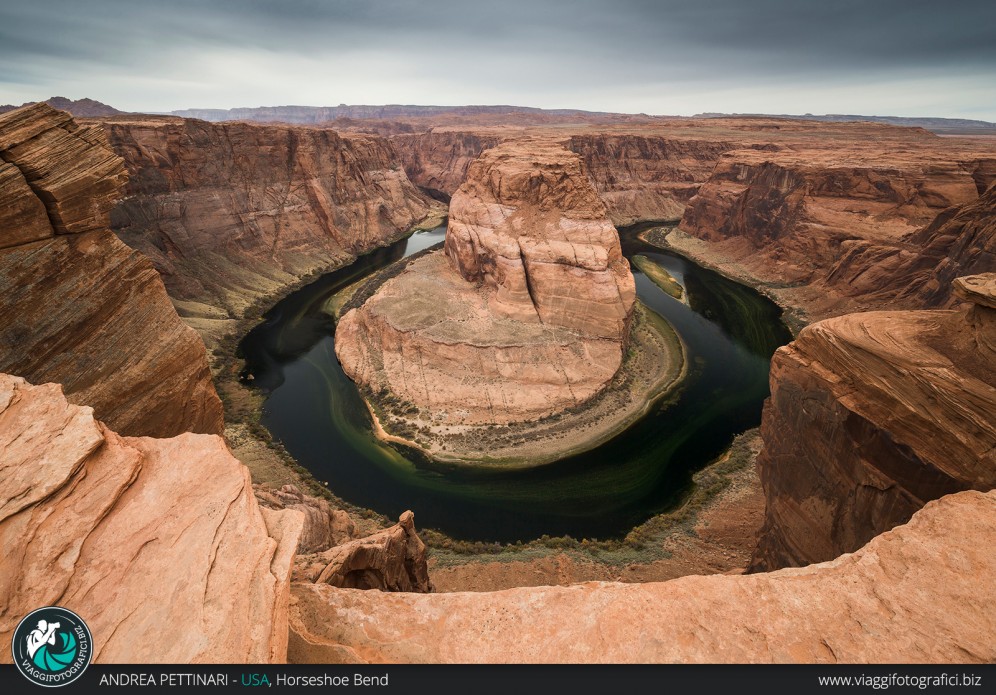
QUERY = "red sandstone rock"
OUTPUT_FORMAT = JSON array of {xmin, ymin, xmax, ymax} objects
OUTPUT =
[
  {"xmin": 254, "ymin": 484, "xmax": 357, "ymax": 554},
  {"xmin": 0, "ymin": 104, "xmax": 223, "ymax": 438},
  {"xmin": 105, "ymin": 116, "xmax": 435, "ymax": 329},
  {"xmin": 289, "ymin": 489, "xmax": 996, "ymax": 664},
  {"xmin": 294, "ymin": 511, "xmax": 432, "ymax": 593},
  {"xmin": 336, "ymin": 142, "xmax": 635, "ymax": 425},
  {"xmin": 828, "ymin": 182, "xmax": 996, "ymax": 308},
  {"xmin": 750, "ymin": 275, "xmax": 996, "ymax": 570},
  {"xmin": 0, "ymin": 374, "xmax": 302, "ymax": 663}
]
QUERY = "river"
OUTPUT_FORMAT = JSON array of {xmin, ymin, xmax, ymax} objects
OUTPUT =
[{"xmin": 237, "ymin": 223, "xmax": 791, "ymax": 542}]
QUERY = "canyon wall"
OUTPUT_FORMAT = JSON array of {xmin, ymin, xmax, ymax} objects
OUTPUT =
[
  {"xmin": 0, "ymin": 374, "xmax": 303, "ymax": 663},
  {"xmin": 566, "ymin": 134, "xmax": 733, "ymax": 225},
  {"xmin": 0, "ymin": 104, "xmax": 223, "ymax": 437},
  {"xmin": 105, "ymin": 116, "xmax": 435, "ymax": 340},
  {"xmin": 391, "ymin": 131, "xmax": 503, "ymax": 199},
  {"xmin": 390, "ymin": 131, "xmax": 733, "ymax": 224},
  {"xmin": 675, "ymin": 146, "xmax": 996, "ymax": 318},
  {"xmin": 681, "ymin": 149, "xmax": 981, "ymax": 282},
  {"xmin": 290, "ymin": 488, "xmax": 996, "ymax": 663},
  {"xmin": 336, "ymin": 141, "xmax": 636, "ymax": 426},
  {"xmin": 750, "ymin": 274, "xmax": 996, "ymax": 570},
  {"xmin": 828, "ymin": 182, "xmax": 996, "ymax": 308}
]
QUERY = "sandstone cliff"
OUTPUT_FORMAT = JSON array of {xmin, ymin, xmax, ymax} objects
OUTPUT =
[
  {"xmin": 336, "ymin": 141, "xmax": 637, "ymax": 431},
  {"xmin": 391, "ymin": 131, "xmax": 732, "ymax": 225},
  {"xmin": 751, "ymin": 274, "xmax": 996, "ymax": 570},
  {"xmin": 289, "ymin": 488, "xmax": 996, "ymax": 663},
  {"xmin": 0, "ymin": 104, "xmax": 223, "ymax": 438},
  {"xmin": 681, "ymin": 149, "xmax": 980, "ymax": 283},
  {"xmin": 105, "ymin": 116, "xmax": 435, "ymax": 340},
  {"xmin": 391, "ymin": 131, "xmax": 502, "ymax": 199},
  {"xmin": 827, "ymin": 182, "xmax": 996, "ymax": 308},
  {"xmin": 566, "ymin": 134, "xmax": 732, "ymax": 225},
  {"xmin": 0, "ymin": 374, "xmax": 303, "ymax": 663}
]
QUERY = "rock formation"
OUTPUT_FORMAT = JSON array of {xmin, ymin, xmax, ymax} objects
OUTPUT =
[
  {"xmin": 336, "ymin": 141, "xmax": 636, "ymax": 428},
  {"xmin": 566, "ymin": 134, "xmax": 733, "ymax": 225},
  {"xmin": 681, "ymin": 149, "xmax": 980, "ymax": 282},
  {"xmin": 391, "ymin": 131, "xmax": 732, "ymax": 224},
  {"xmin": 294, "ymin": 511, "xmax": 433, "ymax": 592},
  {"xmin": 104, "ymin": 116, "xmax": 436, "ymax": 342},
  {"xmin": 254, "ymin": 484, "xmax": 357, "ymax": 554},
  {"xmin": 289, "ymin": 488, "xmax": 996, "ymax": 663},
  {"xmin": 391, "ymin": 131, "xmax": 502, "ymax": 199},
  {"xmin": 0, "ymin": 374, "xmax": 303, "ymax": 663},
  {"xmin": 751, "ymin": 273, "xmax": 996, "ymax": 570},
  {"xmin": 0, "ymin": 103, "xmax": 223, "ymax": 438},
  {"xmin": 828, "ymin": 181, "xmax": 996, "ymax": 308}
]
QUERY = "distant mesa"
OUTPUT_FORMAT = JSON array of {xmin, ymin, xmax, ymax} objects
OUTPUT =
[{"xmin": 0, "ymin": 96, "xmax": 123, "ymax": 118}]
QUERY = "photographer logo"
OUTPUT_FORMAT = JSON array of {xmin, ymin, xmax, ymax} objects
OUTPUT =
[{"xmin": 12, "ymin": 607, "xmax": 92, "ymax": 687}]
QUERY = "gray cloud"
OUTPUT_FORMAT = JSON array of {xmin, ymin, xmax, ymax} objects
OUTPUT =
[{"xmin": 1, "ymin": 0, "xmax": 994, "ymax": 118}]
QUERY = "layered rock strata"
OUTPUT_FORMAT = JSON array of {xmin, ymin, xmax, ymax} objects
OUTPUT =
[
  {"xmin": 566, "ymin": 134, "xmax": 733, "ymax": 225},
  {"xmin": 751, "ymin": 274, "xmax": 996, "ymax": 570},
  {"xmin": 289, "ymin": 489, "xmax": 996, "ymax": 664},
  {"xmin": 0, "ymin": 374, "xmax": 303, "ymax": 663},
  {"xmin": 254, "ymin": 484, "xmax": 357, "ymax": 554},
  {"xmin": 391, "ymin": 131, "xmax": 733, "ymax": 225},
  {"xmin": 0, "ymin": 104, "xmax": 223, "ymax": 437},
  {"xmin": 391, "ymin": 131, "xmax": 502, "ymax": 199},
  {"xmin": 681, "ymin": 149, "xmax": 981, "ymax": 283},
  {"xmin": 336, "ymin": 142, "xmax": 637, "ymax": 430},
  {"xmin": 105, "ymin": 116, "xmax": 436, "ymax": 341},
  {"xmin": 827, "ymin": 182, "xmax": 996, "ymax": 308}
]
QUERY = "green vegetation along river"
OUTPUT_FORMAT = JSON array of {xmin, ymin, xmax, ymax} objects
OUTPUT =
[{"xmin": 238, "ymin": 223, "xmax": 792, "ymax": 542}]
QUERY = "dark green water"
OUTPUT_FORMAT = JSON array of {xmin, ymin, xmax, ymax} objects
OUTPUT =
[{"xmin": 238, "ymin": 224, "xmax": 791, "ymax": 542}]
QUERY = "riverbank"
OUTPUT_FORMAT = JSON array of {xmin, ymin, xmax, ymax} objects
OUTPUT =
[
  {"xmin": 428, "ymin": 429, "xmax": 765, "ymax": 590},
  {"xmin": 638, "ymin": 225, "xmax": 812, "ymax": 335},
  {"xmin": 354, "ymin": 300, "xmax": 686, "ymax": 468},
  {"xmin": 210, "ymin": 212, "xmax": 445, "ymax": 527}
]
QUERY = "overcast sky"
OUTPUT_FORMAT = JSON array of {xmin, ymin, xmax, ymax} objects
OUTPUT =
[{"xmin": 1, "ymin": 0, "xmax": 994, "ymax": 119}]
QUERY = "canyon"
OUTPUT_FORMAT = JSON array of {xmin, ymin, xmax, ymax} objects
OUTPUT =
[
  {"xmin": 103, "ymin": 115, "xmax": 440, "ymax": 345},
  {"xmin": 1, "ymin": 100, "xmax": 994, "ymax": 665}
]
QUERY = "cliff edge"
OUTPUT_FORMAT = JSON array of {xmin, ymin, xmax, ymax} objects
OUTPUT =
[
  {"xmin": 751, "ymin": 273, "xmax": 996, "ymax": 570},
  {"xmin": 0, "ymin": 103, "xmax": 223, "ymax": 437}
]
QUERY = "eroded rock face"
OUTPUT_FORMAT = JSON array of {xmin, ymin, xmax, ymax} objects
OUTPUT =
[
  {"xmin": 828, "ymin": 182, "xmax": 996, "ymax": 308},
  {"xmin": 444, "ymin": 141, "xmax": 636, "ymax": 339},
  {"xmin": 295, "ymin": 511, "xmax": 432, "ymax": 593},
  {"xmin": 682, "ymin": 150, "xmax": 980, "ymax": 284},
  {"xmin": 336, "ymin": 142, "xmax": 635, "ymax": 425},
  {"xmin": 392, "ymin": 131, "xmax": 502, "ymax": 199},
  {"xmin": 106, "ymin": 116, "xmax": 434, "ymax": 338},
  {"xmin": 255, "ymin": 484, "xmax": 356, "ymax": 554},
  {"xmin": 750, "ymin": 275, "xmax": 996, "ymax": 570},
  {"xmin": 0, "ymin": 374, "xmax": 303, "ymax": 663},
  {"xmin": 566, "ymin": 134, "xmax": 733, "ymax": 225},
  {"xmin": 289, "ymin": 489, "xmax": 996, "ymax": 664},
  {"xmin": 0, "ymin": 104, "xmax": 223, "ymax": 438}
]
